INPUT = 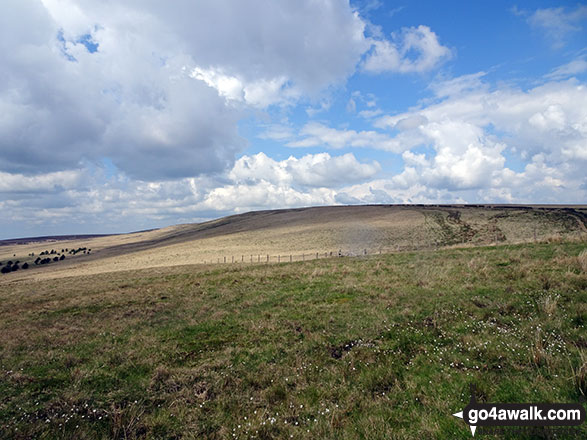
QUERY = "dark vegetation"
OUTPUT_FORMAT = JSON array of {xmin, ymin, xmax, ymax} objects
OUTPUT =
[
  {"xmin": 1, "ymin": 245, "xmax": 95, "ymax": 276},
  {"xmin": 1, "ymin": 261, "xmax": 20, "ymax": 274},
  {"xmin": 1, "ymin": 248, "xmax": 75, "ymax": 275}
]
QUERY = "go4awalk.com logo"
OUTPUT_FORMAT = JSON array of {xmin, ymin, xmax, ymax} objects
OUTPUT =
[{"xmin": 452, "ymin": 385, "xmax": 585, "ymax": 437}]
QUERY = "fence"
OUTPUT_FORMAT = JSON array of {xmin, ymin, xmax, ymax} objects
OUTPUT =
[
  {"xmin": 201, "ymin": 243, "xmax": 437, "ymax": 265},
  {"xmin": 199, "ymin": 230, "xmax": 587, "ymax": 266}
]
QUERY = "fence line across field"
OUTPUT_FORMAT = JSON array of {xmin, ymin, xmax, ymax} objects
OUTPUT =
[
  {"xmin": 203, "ymin": 244, "xmax": 433, "ymax": 265},
  {"xmin": 200, "ymin": 231, "xmax": 584, "ymax": 265}
]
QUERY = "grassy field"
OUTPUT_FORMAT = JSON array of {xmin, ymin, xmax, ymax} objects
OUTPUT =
[{"xmin": 1, "ymin": 238, "xmax": 586, "ymax": 439}]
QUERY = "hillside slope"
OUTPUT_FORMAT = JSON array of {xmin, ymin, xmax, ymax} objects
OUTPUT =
[{"xmin": 1, "ymin": 204, "xmax": 586, "ymax": 281}]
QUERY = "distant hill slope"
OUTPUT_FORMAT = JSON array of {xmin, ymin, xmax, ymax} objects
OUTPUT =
[
  {"xmin": 1, "ymin": 204, "xmax": 586, "ymax": 281},
  {"xmin": 0, "ymin": 234, "xmax": 116, "ymax": 246}
]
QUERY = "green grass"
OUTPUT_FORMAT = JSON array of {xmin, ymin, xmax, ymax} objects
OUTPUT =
[{"xmin": 0, "ymin": 241, "xmax": 586, "ymax": 439}]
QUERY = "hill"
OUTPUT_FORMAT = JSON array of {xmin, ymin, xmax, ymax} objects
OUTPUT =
[{"xmin": 1, "ymin": 204, "xmax": 586, "ymax": 281}]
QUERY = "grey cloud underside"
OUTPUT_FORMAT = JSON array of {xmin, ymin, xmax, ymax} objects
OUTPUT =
[{"xmin": 0, "ymin": 0, "xmax": 369, "ymax": 180}]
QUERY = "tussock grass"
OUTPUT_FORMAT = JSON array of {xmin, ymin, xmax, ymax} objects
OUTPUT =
[
  {"xmin": 0, "ymin": 241, "xmax": 586, "ymax": 439},
  {"xmin": 578, "ymin": 249, "xmax": 587, "ymax": 272}
]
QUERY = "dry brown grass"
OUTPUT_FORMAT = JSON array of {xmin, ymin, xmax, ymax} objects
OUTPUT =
[
  {"xmin": 1, "ymin": 205, "xmax": 585, "ymax": 283},
  {"xmin": 531, "ymin": 329, "xmax": 551, "ymax": 369},
  {"xmin": 541, "ymin": 293, "xmax": 559, "ymax": 318},
  {"xmin": 573, "ymin": 350, "xmax": 587, "ymax": 397},
  {"xmin": 578, "ymin": 249, "xmax": 587, "ymax": 272}
]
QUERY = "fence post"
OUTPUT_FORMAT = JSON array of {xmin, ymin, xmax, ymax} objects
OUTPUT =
[
  {"xmin": 302, "ymin": 254, "xmax": 305, "ymax": 261},
  {"xmin": 278, "ymin": 255, "xmax": 280, "ymax": 263},
  {"xmin": 267, "ymin": 254, "xmax": 269, "ymax": 262},
  {"xmin": 242, "ymin": 255, "xmax": 244, "ymax": 262},
  {"xmin": 290, "ymin": 255, "xmax": 292, "ymax": 262},
  {"xmin": 258, "ymin": 255, "xmax": 260, "ymax": 262},
  {"xmin": 316, "ymin": 252, "xmax": 318, "ymax": 259},
  {"xmin": 232, "ymin": 256, "xmax": 234, "ymax": 263},
  {"xmin": 224, "ymin": 256, "xmax": 226, "ymax": 263}
]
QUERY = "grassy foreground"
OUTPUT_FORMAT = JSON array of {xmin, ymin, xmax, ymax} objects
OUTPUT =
[{"xmin": 1, "ymin": 241, "xmax": 586, "ymax": 439}]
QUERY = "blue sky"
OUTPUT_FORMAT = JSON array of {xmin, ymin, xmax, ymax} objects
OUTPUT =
[{"xmin": 0, "ymin": 0, "xmax": 586, "ymax": 238}]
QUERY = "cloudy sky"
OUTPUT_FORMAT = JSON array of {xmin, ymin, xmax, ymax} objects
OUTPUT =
[{"xmin": 1, "ymin": 0, "xmax": 586, "ymax": 238}]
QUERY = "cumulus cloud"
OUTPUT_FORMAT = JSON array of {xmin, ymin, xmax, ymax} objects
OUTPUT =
[
  {"xmin": 0, "ymin": 0, "xmax": 450, "ymax": 183},
  {"xmin": 363, "ymin": 25, "xmax": 452, "ymax": 73},
  {"xmin": 0, "ymin": 0, "xmax": 371, "ymax": 181},
  {"xmin": 0, "ymin": 151, "xmax": 381, "ymax": 235},
  {"xmin": 374, "ymin": 76, "xmax": 587, "ymax": 197},
  {"xmin": 230, "ymin": 152, "xmax": 380, "ymax": 188},
  {"xmin": 202, "ymin": 183, "xmax": 336, "ymax": 213},
  {"xmin": 0, "ymin": 170, "xmax": 84, "ymax": 194},
  {"xmin": 335, "ymin": 179, "xmax": 466, "ymax": 205},
  {"xmin": 149, "ymin": 150, "xmax": 379, "ymax": 214}
]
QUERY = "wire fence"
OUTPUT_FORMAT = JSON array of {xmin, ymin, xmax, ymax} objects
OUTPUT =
[
  {"xmin": 201, "ymin": 243, "xmax": 446, "ymax": 265},
  {"xmin": 200, "ymin": 230, "xmax": 587, "ymax": 265}
]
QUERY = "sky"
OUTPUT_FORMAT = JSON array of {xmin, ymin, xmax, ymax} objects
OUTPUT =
[{"xmin": 0, "ymin": 0, "xmax": 586, "ymax": 239}]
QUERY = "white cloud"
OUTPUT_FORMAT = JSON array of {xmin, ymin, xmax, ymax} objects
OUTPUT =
[
  {"xmin": 202, "ymin": 182, "xmax": 336, "ymax": 213},
  {"xmin": 545, "ymin": 57, "xmax": 587, "ymax": 80},
  {"xmin": 257, "ymin": 125, "xmax": 295, "ymax": 141},
  {"xmin": 334, "ymin": 178, "xmax": 467, "ymax": 205},
  {"xmin": 230, "ymin": 152, "xmax": 380, "ymax": 188},
  {"xmin": 0, "ymin": 151, "xmax": 381, "ymax": 233},
  {"xmin": 0, "ymin": 0, "xmax": 372, "ymax": 181},
  {"xmin": 524, "ymin": 5, "xmax": 587, "ymax": 48},
  {"xmin": 0, "ymin": 0, "xmax": 453, "ymax": 185},
  {"xmin": 287, "ymin": 122, "xmax": 407, "ymax": 152},
  {"xmin": 346, "ymin": 98, "xmax": 357, "ymax": 113},
  {"xmin": 196, "ymin": 150, "xmax": 380, "ymax": 213},
  {"xmin": 357, "ymin": 109, "xmax": 383, "ymax": 119},
  {"xmin": 373, "ymin": 76, "xmax": 587, "ymax": 196},
  {"xmin": 363, "ymin": 25, "xmax": 452, "ymax": 73},
  {"xmin": 429, "ymin": 72, "xmax": 488, "ymax": 98},
  {"xmin": 0, "ymin": 170, "xmax": 84, "ymax": 193}
]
